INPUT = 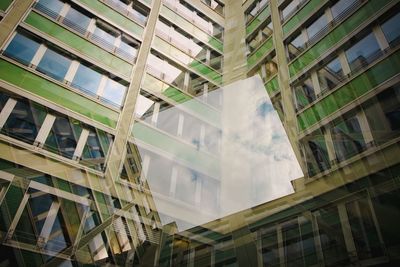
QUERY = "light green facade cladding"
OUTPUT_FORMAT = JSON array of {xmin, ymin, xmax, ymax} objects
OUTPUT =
[
  {"xmin": 298, "ymin": 50, "xmax": 400, "ymax": 132},
  {"xmin": 289, "ymin": 0, "xmax": 393, "ymax": 77},
  {"xmin": 159, "ymin": 5, "xmax": 223, "ymax": 53},
  {"xmin": 25, "ymin": 12, "xmax": 133, "ymax": 78},
  {"xmin": 246, "ymin": 6, "xmax": 270, "ymax": 35},
  {"xmin": 282, "ymin": 0, "xmax": 328, "ymax": 36},
  {"xmin": 247, "ymin": 37, "xmax": 274, "ymax": 68},
  {"xmin": 76, "ymin": 0, "xmax": 144, "ymax": 38},
  {"xmin": 265, "ymin": 75, "xmax": 279, "ymax": 96},
  {"xmin": 0, "ymin": 0, "xmax": 13, "ymax": 12},
  {"xmin": 0, "ymin": 59, "xmax": 119, "ymax": 128}
]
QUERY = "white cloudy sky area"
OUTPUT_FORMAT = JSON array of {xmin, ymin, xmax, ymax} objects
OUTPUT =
[{"xmin": 132, "ymin": 76, "xmax": 303, "ymax": 230}]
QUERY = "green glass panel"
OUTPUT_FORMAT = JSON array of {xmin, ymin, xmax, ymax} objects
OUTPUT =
[
  {"xmin": 94, "ymin": 191, "xmax": 111, "ymax": 218},
  {"xmin": 76, "ymin": 0, "xmax": 144, "ymax": 37},
  {"xmin": 0, "ymin": 59, "xmax": 119, "ymax": 128},
  {"xmin": 265, "ymin": 76, "xmax": 279, "ymax": 95},
  {"xmin": 283, "ymin": 0, "xmax": 327, "ymax": 36},
  {"xmin": 247, "ymin": 37, "xmax": 274, "ymax": 67},
  {"xmin": 25, "ymin": 12, "xmax": 132, "ymax": 78},
  {"xmin": 132, "ymin": 122, "xmax": 219, "ymax": 177},
  {"xmin": 246, "ymin": 6, "xmax": 270, "ymax": 35},
  {"xmin": 0, "ymin": 0, "xmax": 13, "ymax": 11},
  {"xmin": 298, "ymin": 50, "xmax": 400, "ymax": 131},
  {"xmin": 289, "ymin": 0, "xmax": 392, "ymax": 77},
  {"xmin": 0, "ymin": 185, "xmax": 24, "ymax": 232}
]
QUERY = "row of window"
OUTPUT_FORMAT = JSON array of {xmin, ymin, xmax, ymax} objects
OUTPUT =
[
  {"xmin": 286, "ymin": 0, "xmax": 361, "ymax": 61},
  {"xmin": 163, "ymin": 0, "xmax": 224, "ymax": 41},
  {"xmin": 246, "ymin": 20, "xmax": 273, "ymax": 54},
  {"xmin": 3, "ymin": 31, "xmax": 128, "ymax": 107},
  {"xmin": 0, "ymin": 90, "xmax": 113, "ymax": 171},
  {"xmin": 156, "ymin": 17, "xmax": 223, "ymax": 72},
  {"xmin": 135, "ymin": 89, "xmax": 221, "ymax": 155},
  {"xmin": 35, "ymin": 0, "xmax": 140, "ymax": 62},
  {"xmin": 201, "ymin": 0, "xmax": 224, "ymax": 16},
  {"xmin": 101, "ymin": 0, "xmax": 149, "ymax": 25},
  {"xmin": 303, "ymin": 83, "xmax": 400, "ymax": 177},
  {"xmin": 246, "ymin": 0, "xmax": 268, "ymax": 24},
  {"xmin": 130, "ymin": 147, "xmax": 219, "ymax": 211},
  {"xmin": 293, "ymin": 11, "xmax": 400, "ymax": 111}
]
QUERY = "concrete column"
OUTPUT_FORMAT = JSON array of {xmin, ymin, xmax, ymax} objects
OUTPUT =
[
  {"xmin": 104, "ymin": 0, "xmax": 162, "ymax": 191},
  {"xmin": 270, "ymin": 0, "xmax": 306, "ymax": 172}
]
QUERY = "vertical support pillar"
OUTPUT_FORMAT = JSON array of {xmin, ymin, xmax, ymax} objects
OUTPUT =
[{"xmin": 270, "ymin": 0, "xmax": 306, "ymax": 172}]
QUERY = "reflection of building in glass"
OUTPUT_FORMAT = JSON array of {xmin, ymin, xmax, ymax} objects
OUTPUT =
[{"xmin": 0, "ymin": 0, "xmax": 400, "ymax": 266}]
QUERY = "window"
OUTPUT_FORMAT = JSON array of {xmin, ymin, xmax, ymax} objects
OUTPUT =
[
  {"xmin": 92, "ymin": 22, "xmax": 118, "ymax": 50},
  {"xmin": 307, "ymin": 14, "xmax": 328, "ymax": 40},
  {"xmin": 281, "ymin": 0, "xmax": 298, "ymax": 21},
  {"xmin": 45, "ymin": 116, "xmax": 81, "ymax": 158},
  {"xmin": 318, "ymin": 57, "xmax": 343, "ymax": 92},
  {"xmin": 345, "ymin": 32, "xmax": 381, "ymax": 72},
  {"xmin": 81, "ymin": 128, "xmax": 112, "ymax": 170},
  {"xmin": 315, "ymin": 206, "xmax": 349, "ymax": 266},
  {"xmin": 381, "ymin": 12, "xmax": 400, "ymax": 46},
  {"xmin": 36, "ymin": 0, "xmax": 64, "ymax": 18},
  {"xmin": 0, "ymin": 91, "xmax": 9, "ymax": 113},
  {"xmin": 331, "ymin": 116, "xmax": 366, "ymax": 162},
  {"xmin": 262, "ymin": 228, "xmax": 279, "ymax": 266},
  {"xmin": 4, "ymin": 33, "xmax": 40, "ymax": 65},
  {"xmin": 64, "ymin": 6, "xmax": 91, "ymax": 35},
  {"xmin": 117, "ymin": 36, "xmax": 138, "ymax": 61},
  {"xmin": 37, "ymin": 47, "xmax": 72, "ymax": 81},
  {"xmin": 331, "ymin": 0, "xmax": 357, "ymax": 20},
  {"xmin": 304, "ymin": 130, "xmax": 330, "ymax": 176},
  {"xmin": 1, "ymin": 100, "xmax": 46, "ymax": 144},
  {"xmin": 71, "ymin": 64, "xmax": 102, "ymax": 96},
  {"xmin": 287, "ymin": 33, "xmax": 305, "ymax": 60},
  {"xmin": 294, "ymin": 78, "xmax": 315, "ymax": 110},
  {"xmin": 101, "ymin": 78, "xmax": 127, "ymax": 106},
  {"xmin": 36, "ymin": 0, "xmax": 64, "ymax": 19}
]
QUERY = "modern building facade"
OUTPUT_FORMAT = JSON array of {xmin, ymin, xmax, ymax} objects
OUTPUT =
[{"xmin": 0, "ymin": 0, "xmax": 400, "ymax": 266}]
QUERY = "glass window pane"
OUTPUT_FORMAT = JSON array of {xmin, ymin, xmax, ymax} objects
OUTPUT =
[
  {"xmin": 0, "ymin": 91, "xmax": 9, "ymax": 113},
  {"xmin": 44, "ymin": 116, "xmax": 80, "ymax": 158},
  {"xmin": 381, "ymin": 12, "xmax": 400, "ymax": 46},
  {"xmin": 1, "ymin": 100, "xmax": 46, "ymax": 144},
  {"xmin": 71, "ymin": 64, "xmax": 102, "ymax": 96},
  {"xmin": 92, "ymin": 24, "xmax": 116, "ymax": 50},
  {"xmin": 37, "ymin": 48, "xmax": 72, "ymax": 81},
  {"xmin": 331, "ymin": 116, "xmax": 366, "ymax": 162},
  {"xmin": 36, "ymin": 0, "xmax": 64, "ymax": 19},
  {"xmin": 64, "ymin": 7, "xmax": 91, "ymax": 35},
  {"xmin": 101, "ymin": 78, "xmax": 127, "ymax": 106},
  {"xmin": 318, "ymin": 57, "xmax": 343, "ymax": 92},
  {"xmin": 345, "ymin": 33, "xmax": 381, "ymax": 72},
  {"xmin": 307, "ymin": 14, "xmax": 328, "ymax": 40},
  {"xmin": 282, "ymin": 0, "xmax": 298, "ymax": 21},
  {"xmin": 331, "ymin": 0, "xmax": 357, "ymax": 19},
  {"xmin": 4, "ymin": 33, "xmax": 40, "ymax": 65}
]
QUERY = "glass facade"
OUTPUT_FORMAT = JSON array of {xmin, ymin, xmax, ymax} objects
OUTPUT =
[{"xmin": 0, "ymin": 0, "xmax": 400, "ymax": 266}]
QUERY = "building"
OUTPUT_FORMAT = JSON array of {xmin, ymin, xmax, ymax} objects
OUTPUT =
[{"xmin": 0, "ymin": 0, "xmax": 399, "ymax": 266}]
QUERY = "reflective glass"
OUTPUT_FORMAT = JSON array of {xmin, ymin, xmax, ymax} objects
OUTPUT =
[
  {"xmin": 331, "ymin": 116, "xmax": 366, "ymax": 162},
  {"xmin": 381, "ymin": 12, "xmax": 400, "ymax": 46},
  {"xmin": 101, "ymin": 78, "xmax": 127, "ymax": 106},
  {"xmin": 44, "ymin": 116, "xmax": 80, "ymax": 158},
  {"xmin": 36, "ymin": 0, "xmax": 64, "ymax": 18},
  {"xmin": 1, "ymin": 100, "xmax": 46, "ymax": 144},
  {"xmin": 37, "ymin": 48, "xmax": 71, "ymax": 81},
  {"xmin": 64, "ymin": 7, "xmax": 91, "ymax": 34},
  {"xmin": 4, "ymin": 33, "xmax": 40, "ymax": 65},
  {"xmin": 331, "ymin": 0, "xmax": 357, "ymax": 19},
  {"xmin": 307, "ymin": 14, "xmax": 328, "ymax": 40},
  {"xmin": 318, "ymin": 57, "xmax": 343, "ymax": 92},
  {"xmin": 72, "ymin": 64, "xmax": 102, "ymax": 96},
  {"xmin": 346, "ymin": 32, "xmax": 381, "ymax": 72}
]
